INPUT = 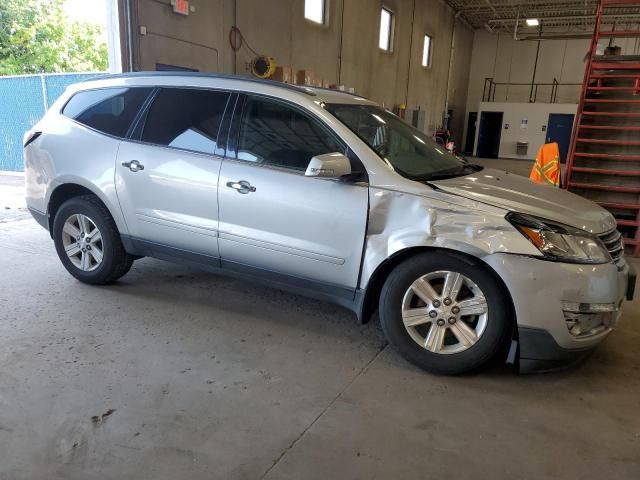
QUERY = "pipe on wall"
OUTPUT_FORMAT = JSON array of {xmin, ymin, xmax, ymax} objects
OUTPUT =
[
  {"xmin": 233, "ymin": 0, "xmax": 237, "ymax": 74},
  {"xmin": 337, "ymin": 0, "xmax": 345, "ymax": 85},
  {"xmin": 529, "ymin": 25, "xmax": 542, "ymax": 103},
  {"xmin": 404, "ymin": 0, "xmax": 416, "ymax": 108},
  {"xmin": 444, "ymin": 11, "xmax": 462, "ymax": 126}
]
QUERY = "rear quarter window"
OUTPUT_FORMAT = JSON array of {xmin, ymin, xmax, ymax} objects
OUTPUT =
[{"xmin": 62, "ymin": 87, "xmax": 152, "ymax": 138}]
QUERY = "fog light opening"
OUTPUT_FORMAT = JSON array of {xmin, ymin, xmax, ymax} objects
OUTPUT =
[{"xmin": 562, "ymin": 302, "xmax": 617, "ymax": 338}]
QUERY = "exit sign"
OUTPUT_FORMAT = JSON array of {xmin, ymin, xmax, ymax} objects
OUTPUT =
[{"xmin": 172, "ymin": 0, "xmax": 189, "ymax": 15}]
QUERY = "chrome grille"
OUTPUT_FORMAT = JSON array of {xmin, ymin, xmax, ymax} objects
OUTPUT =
[{"xmin": 598, "ymin": 229, "xmax": 624, "ymax": 262}]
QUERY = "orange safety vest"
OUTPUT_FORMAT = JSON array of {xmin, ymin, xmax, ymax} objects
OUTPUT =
[{"xmin": 530, "ymin": 142, "xmax": 561, "ymax": 187}]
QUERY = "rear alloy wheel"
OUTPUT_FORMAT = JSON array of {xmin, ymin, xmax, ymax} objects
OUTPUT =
[
  {"xmin": 61, "ymin": 214, "xmax": 104, "ymax": 272},
  {"xmin": 53, "ymin": 195, "xmax": 134, "ymax": 285},
  {"xmin": 379, "ymin": 252, "xmax": 511, "ymax": 375}
]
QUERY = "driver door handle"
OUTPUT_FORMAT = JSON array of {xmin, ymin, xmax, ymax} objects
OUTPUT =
[
  {"xmin": 122, "ymin": 160, "xmax": 144, "ymax": 172},
  {"xmin": 227, "ymin": 180, "xmax": 256, "ymax": 194}
]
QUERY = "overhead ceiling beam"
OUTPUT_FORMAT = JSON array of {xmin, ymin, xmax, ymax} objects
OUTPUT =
[
  {"xmin": 484, "ymin": 0, "xmax": 499, "ymax": 16},
  {"xmin": 488, "ymin": 13, "xmax": 640, "ymax": 24},
  {"xmin": 454, "ymin": 1, "xmax": 599, "ymax": 10},
  {"xmin": 445, "ymin": 0, "xmax": 640, "ymax": 30}
]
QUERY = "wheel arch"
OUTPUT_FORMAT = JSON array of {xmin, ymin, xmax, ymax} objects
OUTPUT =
[
  {"xmin": 357, "ymin": 247, "xmax": 517, "ymax": 333},
  {"xmin": 47, "ymin": 181, "xmax": 126, "ymax": 238}
]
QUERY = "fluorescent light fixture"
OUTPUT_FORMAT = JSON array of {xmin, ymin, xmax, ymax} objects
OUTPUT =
[{"xmin": 526, "ymin": 18, "xmax": 539, "ymax": 27}]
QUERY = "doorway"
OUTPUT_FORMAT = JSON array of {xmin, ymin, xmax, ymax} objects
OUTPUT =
[
  {"xmin": 476, "ymin": 111, "xmax": 503, "ymax": 158},
  {"xmin": 546, "ymin": 113, "xmax": 575, "ymax": 163},
  {"xmin": 464, "ymin": 112, "xmax": 477, "ymax": 154}
]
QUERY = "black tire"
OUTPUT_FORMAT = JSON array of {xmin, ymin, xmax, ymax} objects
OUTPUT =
[
  {"xmin": 379, "ymin": 251, "xmax": 512, "ymax": 375},
  {"xmin": 52, "ymin": 194, "xmax": 134, "ymax": 285}
]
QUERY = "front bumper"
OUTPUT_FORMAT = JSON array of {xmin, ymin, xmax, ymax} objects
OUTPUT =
[
  {"xmin": 484, "ymin": 253, "xmax": 634, "ymax": 373},
  {"xmin": 517, "ymin": 327, "xmax": 596, "ymax": 372}
]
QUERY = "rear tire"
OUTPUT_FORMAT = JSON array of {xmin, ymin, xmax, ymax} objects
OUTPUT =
[
  {"xmin": 379, "ymin": 251, "xmax": 512, "ymax": 375},
  {"xmin": 52, "ymin": 195, "xmax": 134, "ymax": 285}
]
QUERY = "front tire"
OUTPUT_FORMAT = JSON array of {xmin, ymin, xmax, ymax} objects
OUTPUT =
[
  {"xmin": 52, "ymin": 195, "xmax": 134, "ymax": 285},
  {"xmin": 379, "ymin": 251, "xmax": 512, "ymax": 375}
]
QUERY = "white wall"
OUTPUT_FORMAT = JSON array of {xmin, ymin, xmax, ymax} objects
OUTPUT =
[
  {"xmin": 474, "ymin": 102, "xmax": 577, "ymax": 160},
  {"xmin": 463, "ymin": 29, "xmax": 640, "ymax": 151},
  {"xmin": 466, "ymin": 31, "xmax": 591, "ymax": 112}
]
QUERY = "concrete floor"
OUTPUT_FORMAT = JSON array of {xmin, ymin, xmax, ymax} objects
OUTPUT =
[{"xmin": 1, "ymin": 168, "xmax": 639, "ymax": 479}]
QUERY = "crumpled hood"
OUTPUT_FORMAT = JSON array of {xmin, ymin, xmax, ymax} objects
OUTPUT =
[{"xmin": 432, "ymin": 168, "xmax": 616, "ymax": 234}]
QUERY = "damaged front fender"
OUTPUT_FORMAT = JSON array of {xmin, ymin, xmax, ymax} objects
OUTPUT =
[{"xmin": 360, "ymin": 186, "xmax": 541, "ymax": 289}]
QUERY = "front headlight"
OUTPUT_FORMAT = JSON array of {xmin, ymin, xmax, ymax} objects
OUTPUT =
[{"xmin": 506, "ymin": 212, "xmax": 611, "ymax": 264}]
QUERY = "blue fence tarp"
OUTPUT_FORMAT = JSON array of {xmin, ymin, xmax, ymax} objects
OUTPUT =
[{"xmin": 0, "ymin": 73, "xmax": 102, "ymax": 171}]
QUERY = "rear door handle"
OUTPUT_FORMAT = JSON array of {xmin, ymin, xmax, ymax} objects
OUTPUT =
[
  {"xmin": 122, "ymin": 160, "xmax": 144, "ymax": 172},
  {"xmin": 226, "ymin": 180, "xmax": 256, "ymax": 194}
]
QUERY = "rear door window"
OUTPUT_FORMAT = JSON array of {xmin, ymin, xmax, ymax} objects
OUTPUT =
[
  {"xmin": 62, "ymin": 87, "xmax": 152, "ymax": 138},
  {"xmin": 141, "ymin": 88, "xmax": 230, "ymax": 155}
]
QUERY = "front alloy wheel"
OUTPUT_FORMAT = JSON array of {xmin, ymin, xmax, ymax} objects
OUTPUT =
[
  {"xmin": 402, "ymin": 271, "xmax": 488, "ymax": 354},
  {"xmin": 379, "ymin": 252, "xmax": 511, "ymax": 375}
]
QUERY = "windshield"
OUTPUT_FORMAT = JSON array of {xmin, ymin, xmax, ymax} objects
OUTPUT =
[{"xmin": 325, "ymin": 103, "xmax": 478, "ymax": 180}]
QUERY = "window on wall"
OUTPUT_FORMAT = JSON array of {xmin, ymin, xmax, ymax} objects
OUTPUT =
[
  {"xmin": 422, "ymin": 34, "xmax": 432, "ymax": 67},
  {"xmin": 304, "ymin": 0, "xmax": 326, "ymax": 24},
  {"xmin": 379, "ymin": 7, "xmax": 394, "ymax": 51}
]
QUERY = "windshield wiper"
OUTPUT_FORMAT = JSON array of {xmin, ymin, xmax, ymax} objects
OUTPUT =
[{"xmin": 415, "ymin": 164, "xmax": 482, "ymax": 182}]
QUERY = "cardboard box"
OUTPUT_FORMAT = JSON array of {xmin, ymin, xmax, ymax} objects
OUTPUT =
[
  {"xmin": 273, "ymin": 66, "xmax": 293, "ymax": 83},
  {"xmin": 295, "ymin": 69, "xmax": 316, "ymax": 86}
]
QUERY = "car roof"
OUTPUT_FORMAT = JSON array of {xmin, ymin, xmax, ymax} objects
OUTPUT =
[{"xmin": 75, "ymin": 71, "xmax": 377, "ymax": 106}]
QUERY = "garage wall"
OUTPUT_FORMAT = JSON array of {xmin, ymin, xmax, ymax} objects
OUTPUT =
[
  {"xmin": 463, "ymin": 30, "xmax": 640, "ymax": 150},
  {"xmin": 446, "ymin": 16, "xmax": 474, "ymax": 153},
  {"xmin": 465, "ymin": 31, "xmax": 591, "ymax": 114},
  {"xmin": 126, "ymin": 0, "xmax": 227, "ymax": 72},
  {"xmin": 475, "ymin": 102, "xmax": 578, "ymax": 160},
  {"xmin": 121, "ymin": 0, "xmax": 474, "ymax": 144}
]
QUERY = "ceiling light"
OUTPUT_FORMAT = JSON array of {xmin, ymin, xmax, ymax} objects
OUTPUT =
[{"xmin": 526, "ymin": 18, "xmax": 540, "ymax": 27}]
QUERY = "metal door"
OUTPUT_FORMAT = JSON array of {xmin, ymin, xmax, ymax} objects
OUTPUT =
[
  {"xmin": 217, "ymin": 95, "xmax": 368, "ymax": 290},
  {"xmin": 547, "ymin": 113, "xmax": 575, "ymax": 163},
  {"xmin": 115, "ymin": 88, "xmax": 232, "ymax": 261}
]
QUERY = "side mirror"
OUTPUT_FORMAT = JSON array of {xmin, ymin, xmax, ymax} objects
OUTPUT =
[{"xmin": 304, "ymin": 152, "xmax": 352, "ymax": 179}]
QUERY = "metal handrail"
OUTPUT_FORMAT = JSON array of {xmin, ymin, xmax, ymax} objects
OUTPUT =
[{"xmin": 482, "ymin": 77, "xmax": 581, "ymax": 103}]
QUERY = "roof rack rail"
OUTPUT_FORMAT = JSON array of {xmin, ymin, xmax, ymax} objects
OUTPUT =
[
  {"xmin": 304, "ymin": 84, "xmax": 369, "ymax": 100},
  {"xmin": 80, "ymin": 71, "xmax": 318, "ymax": 96}
]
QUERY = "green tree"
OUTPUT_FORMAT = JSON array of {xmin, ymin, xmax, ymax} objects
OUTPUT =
[{"xmin": 0, "ymin": 0, "xmax": 107, "ymax": 75}]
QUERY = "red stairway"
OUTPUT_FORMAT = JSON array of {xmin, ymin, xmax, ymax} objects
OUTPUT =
[{"xmin": 564, "ymin": 0, "xmax": 640, "ymax": 256}]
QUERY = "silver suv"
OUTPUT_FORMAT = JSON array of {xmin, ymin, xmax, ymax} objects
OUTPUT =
[{"xmin": 24, "ymin": 73, "xmax": 635, "ymax": 374}]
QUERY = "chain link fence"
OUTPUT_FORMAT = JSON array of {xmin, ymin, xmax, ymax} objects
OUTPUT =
[{"xmin": 0, "ymin": 73, "xmax": 103, "ymax": 171}]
